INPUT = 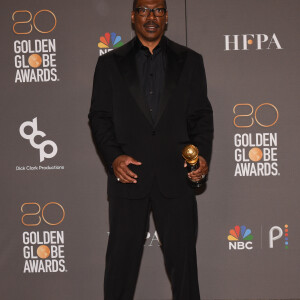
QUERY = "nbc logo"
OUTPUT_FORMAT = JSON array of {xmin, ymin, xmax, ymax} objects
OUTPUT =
[
  {"xmin": 227, "ymin": 225, "xmax": 253, "ymax": 250},
  {"xmin": 98, "ymin": 32, "xmax": 124, "ymax": 56}
]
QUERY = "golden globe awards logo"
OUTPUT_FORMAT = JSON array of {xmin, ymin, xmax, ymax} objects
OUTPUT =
[
  {"xmin": 21, "ymin": 202, "xmax": 66, "ymax": 273},
  {"xmin": 233, "ymin": 103, "xmax": 279, "ymax": 176},
  {"xmin": 12, "ymin": 10, "xmax": 58, "ymax": 83},
  {"xmin": 224, "ymin": 33, "xmax": 283, "ymax": 51}
]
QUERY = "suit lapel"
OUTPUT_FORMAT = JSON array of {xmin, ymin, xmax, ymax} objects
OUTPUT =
[
  {"xmin": 115, "ymin": 39, "xmax": 154, "ymax": 126},
  {"xmin": 154, "ymin": 40, "xmax": 186, "ymax": 127},
  {"xmin": 114, "ymin": 37, "xmax": 187, "ymax": 128}
]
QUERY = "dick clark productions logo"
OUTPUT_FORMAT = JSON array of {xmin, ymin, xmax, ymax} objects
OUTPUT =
[
  {"xmin": 19, "ymin": 117, "xmax": 57, "ymax": 162},
  {"xmin": 17, "ymin": 117, "xmax": 64, "ymax": 171},
  {"xmin": 12, "ymin": 9, "xmax": 59, "ymax": 83}
]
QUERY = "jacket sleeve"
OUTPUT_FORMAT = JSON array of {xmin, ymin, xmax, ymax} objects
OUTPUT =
[
  {"xmin": 88, "ymin": 56, "xmax": 124, "ymax": 173},
  {"xmin": 187, "ymin": 54, "xmax": 214, "ymax": 165}
]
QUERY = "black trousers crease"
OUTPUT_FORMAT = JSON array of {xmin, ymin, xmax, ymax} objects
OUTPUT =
[{"xmin": 104, "ymin": 177, "xmax": 201, "ymax": 300}]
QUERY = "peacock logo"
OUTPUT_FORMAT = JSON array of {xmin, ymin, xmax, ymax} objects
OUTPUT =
[
  {"xmin": 227, "ymin": 225, "xmax": 253, "ymax": 250},
  {"xmin": 228, "ymin": 225, "xmax": 253, "ymax": 241},
  {"xmin": 98, "ymin": 32, "xmax": 124, "ymax": 56}
]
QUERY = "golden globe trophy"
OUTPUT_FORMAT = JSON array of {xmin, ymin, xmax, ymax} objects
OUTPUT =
[{"xmin": 182, "ymin": 144, "xmax": 207, "ymax": 188}]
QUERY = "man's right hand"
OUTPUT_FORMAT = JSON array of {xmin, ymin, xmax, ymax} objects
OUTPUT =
[{"xmin": 112, "ymin": 155, "xmax": 142, "ymax": 183}]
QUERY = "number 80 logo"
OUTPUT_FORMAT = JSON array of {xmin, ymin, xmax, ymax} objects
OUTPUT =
[
  {"xmin": 12, "ymin": 9, "xmax": 57, "ymax": 34},
  {"xmin": 233, "ymin": 103, "xmax": 279, "ymax": 128},
  {"xmin": 21, "ymin": 202, "xmax": 65, "ymax": 226}
]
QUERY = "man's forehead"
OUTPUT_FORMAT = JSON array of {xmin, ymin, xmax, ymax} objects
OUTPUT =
[{"xmin": 136, "ymin": 0, "xmax": 166, "ymax": 8}]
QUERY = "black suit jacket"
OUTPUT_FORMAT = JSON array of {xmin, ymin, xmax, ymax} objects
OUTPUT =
[{"xmin": 88, "ymin": 36, "xmax": 213, "ymax": 199}]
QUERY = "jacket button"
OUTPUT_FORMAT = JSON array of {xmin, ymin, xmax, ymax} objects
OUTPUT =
[{"xmin": 152, "ymin": 130, "xmax": 156, "ymax": 135}]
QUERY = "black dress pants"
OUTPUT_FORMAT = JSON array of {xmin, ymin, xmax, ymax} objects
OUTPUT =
[{"xmin": 104, "ymin": 177, "xmax": 201, "ymax": 300}]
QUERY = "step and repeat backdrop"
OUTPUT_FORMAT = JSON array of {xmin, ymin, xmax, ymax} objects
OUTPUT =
[{"xmin": 0, "ymin": 0, "xmax": 299, "ymax": 299}]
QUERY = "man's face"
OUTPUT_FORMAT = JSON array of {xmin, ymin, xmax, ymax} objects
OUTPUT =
[{"xmin": 131, "ymin": 0, "xmax": 168, "ymax": 42}]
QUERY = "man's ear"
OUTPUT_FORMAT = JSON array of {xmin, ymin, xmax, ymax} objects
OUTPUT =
[{"xmin": 131, "ymin": 11, "xmax": 135, "ymax": 24}]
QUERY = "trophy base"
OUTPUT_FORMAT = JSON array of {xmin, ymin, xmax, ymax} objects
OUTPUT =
[
  {"xmin": 188, "ymin": 175, "xmax": 207, "ymax": 188},
  {"xmin": 186, "ymin": 160, "xmax": 207, "ymax": 188}
]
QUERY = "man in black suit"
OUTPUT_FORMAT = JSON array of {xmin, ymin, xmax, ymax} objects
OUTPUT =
[{"xmin": 88, "ymin": 0, "xmax": 213, "ymax": 299}]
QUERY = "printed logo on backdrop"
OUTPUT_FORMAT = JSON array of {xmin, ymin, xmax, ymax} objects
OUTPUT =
[
  {"xmin": 98, "ymin": 32, "xmax": 124, "ymax": 56},
  {"xmin": 21, "ymin": 202, "xmax": 67, "ymax": 273},
  {"xmin": 12, "ymin": 10, "xmax": 59, "ymax": 83},
  {"xmin": 228, "ymin": 225, "xmax": 253, "ymax": 250},
  {"xmin": 269, "ymin": 224, "xmax": 289, "ymax": 249},
  {"xmin": 107, "ymin": 231, "xmax": 162, "ymax": 247},
  {"xmin": 227, "ymin": 224, "xmax": 288, "ymax": 251},
  {"xmin": 224, "ymin": 33, "xmax": 282, "ymax": 51},
  {"xmin": 17, "ymin": 117, "xmax": 64, "ymax": 171},
  {"xmin": 233, "ymin": 103, "xmax": 279, "ymax": 176}
]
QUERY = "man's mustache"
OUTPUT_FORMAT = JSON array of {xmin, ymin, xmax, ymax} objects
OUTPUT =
[{"xmin": 144, "ymin": 21, "xmax": 159, "ymax": 28}]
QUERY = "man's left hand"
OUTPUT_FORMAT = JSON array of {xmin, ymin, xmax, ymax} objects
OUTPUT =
[{"xmin": 184, "ymin": 155, "xmax": 208, "ymax": 182}]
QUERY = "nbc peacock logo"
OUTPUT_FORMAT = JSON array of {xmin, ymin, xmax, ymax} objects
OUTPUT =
[
  {"xmin": 227, "ymin": 225, "xmax": 253, "ymax": 250},
  {"xmin": 98, "ymin": 32, "xmax": 124, "ymax": 56}
]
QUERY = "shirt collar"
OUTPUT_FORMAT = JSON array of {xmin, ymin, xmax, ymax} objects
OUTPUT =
[{"xmin": 134, "ymin": 35, "xmax": 167, "ymax": 57}]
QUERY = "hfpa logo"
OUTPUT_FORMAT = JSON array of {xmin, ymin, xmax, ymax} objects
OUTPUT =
[
  {"xmin": 227, "ymin": 225, "xmax": 253, "ymax": 250},
  {"xmin": 224, "ymin": 33, "xmax": 282, "ymax": 51}
]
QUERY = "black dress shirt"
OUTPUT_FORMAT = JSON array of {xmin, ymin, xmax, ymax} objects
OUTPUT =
[{"xmin": 134, "ymin": 35, "xmax": 167, "ymax": 123}]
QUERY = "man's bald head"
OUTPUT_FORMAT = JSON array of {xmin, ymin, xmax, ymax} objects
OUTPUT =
[{"xmin": 132, "ymin": 0, "xmax": 167, "ymax": 10}]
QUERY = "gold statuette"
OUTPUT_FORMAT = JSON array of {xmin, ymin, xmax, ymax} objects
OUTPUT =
[{"xmin": 182, "ymin": 144, "xmax": 207, "ymax": 188}]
